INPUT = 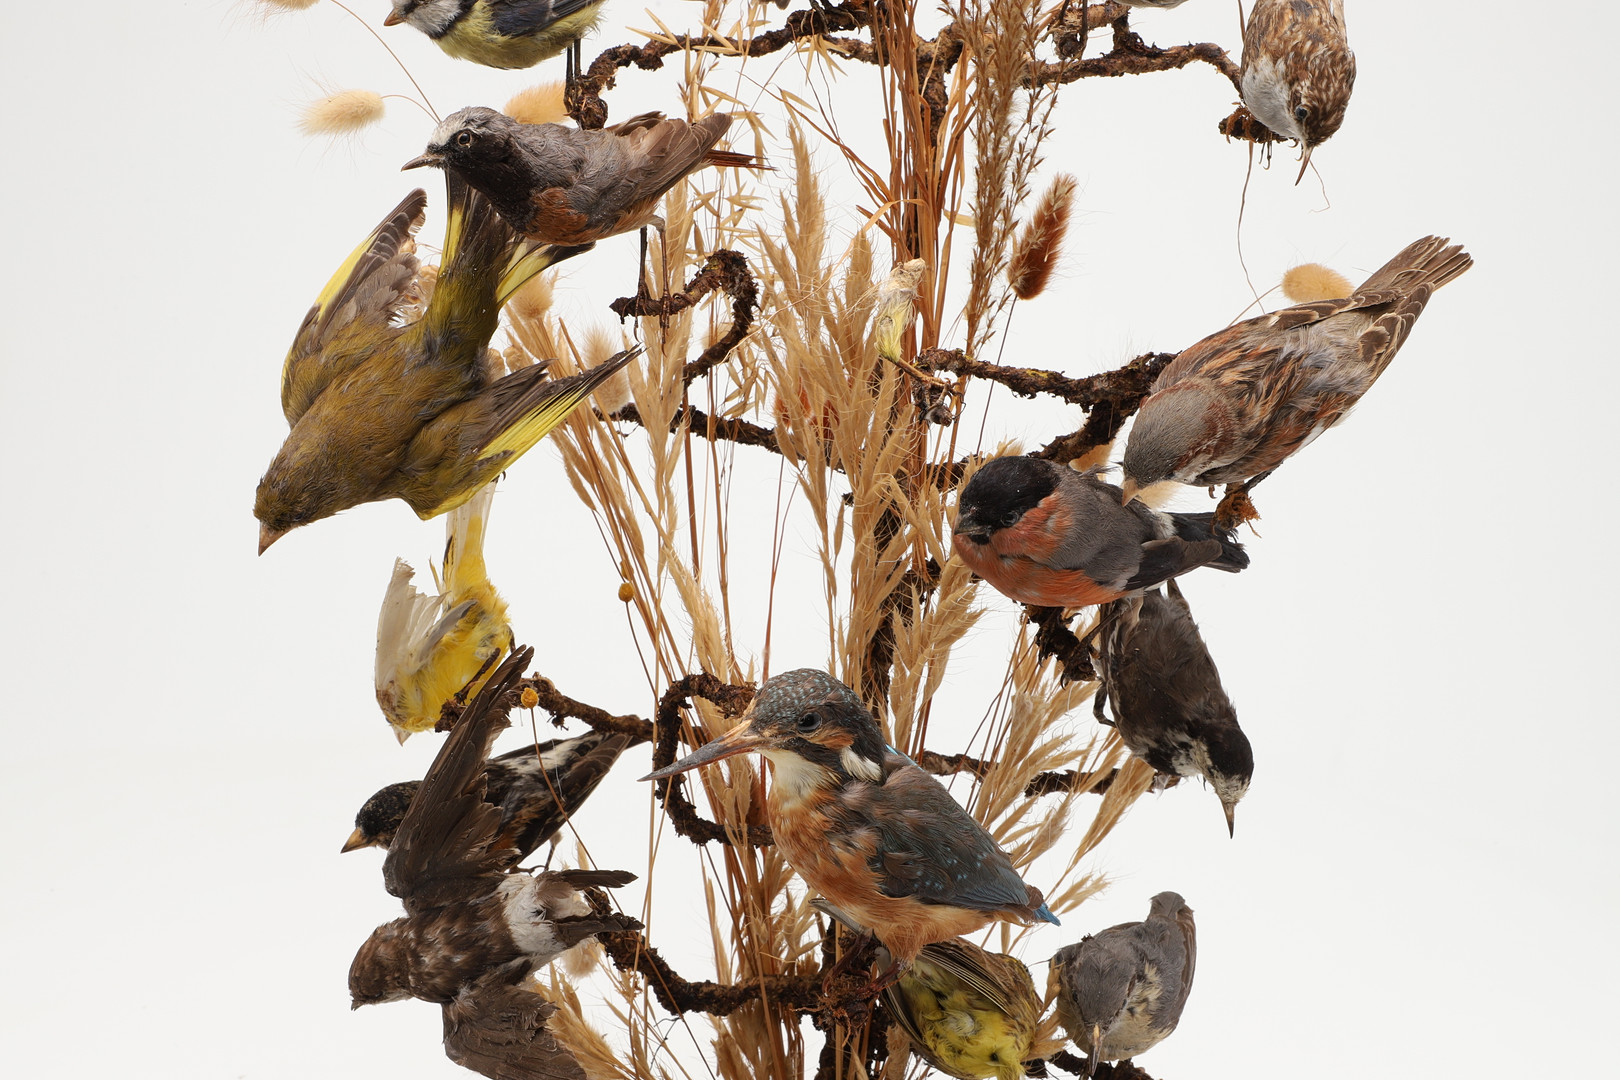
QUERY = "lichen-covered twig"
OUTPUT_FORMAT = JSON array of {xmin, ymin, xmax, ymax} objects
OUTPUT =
[
  {"xmin": 610, "ymin": 248, "xmax": 759, "ymax": 386},
  {"xmin": 649, "ymin": 673, "xmax": 773, "ymax": 847}
]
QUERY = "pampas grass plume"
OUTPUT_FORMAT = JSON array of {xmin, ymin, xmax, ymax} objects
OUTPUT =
[
  {"xmin": 299, "ymin": 89, "xmax": 385, "ymax": 136},
  {"xmin": 1008, "ymin": 173, "xmax": 1077, "ymax": 301},
  {"xmin": 505, "ymin": 82, "xmax": 568, "ymax": 126},
  {"xmin": 1281, "ymin": 262, "xmax": 1353, "ymax": 303}
]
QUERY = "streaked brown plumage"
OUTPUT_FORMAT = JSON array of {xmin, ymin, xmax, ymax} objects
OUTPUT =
[
  {"xmin": 1240, "ymin": 0, "xmax": 1356, "ymax": 181},
  {"xmin": 1121, "ymin": 236, "xmax": 1473, "ymax": 506},
  {"xmin": 343, "ymin": 729, "xmax": 634, "ymax": 856},
  {"xmin": 349, "ymin": 647, "xmax": 641, "ymax": 1080},
  {"xmin": 403, "ymin": 107, "xmax": 755, "ymax": 247}
]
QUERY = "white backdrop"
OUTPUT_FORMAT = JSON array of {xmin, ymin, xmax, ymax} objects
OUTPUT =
[{"xmin": 2, "ymin": 1, "xmax": 1616, "ymax": 1076}]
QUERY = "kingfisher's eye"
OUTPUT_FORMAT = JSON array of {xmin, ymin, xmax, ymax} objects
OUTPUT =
[
  {"xmin": 456, "ymin": 131, "xmax": 475, "ymax": 147},
  {"xmin": 796, "ymin": 711, "xmax": 823, "ymax": 734},
  {"xmin": 1294, "ymin": 105, "xmax": 1309, "ymax": 122}
]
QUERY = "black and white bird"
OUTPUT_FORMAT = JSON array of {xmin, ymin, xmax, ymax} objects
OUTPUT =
[
  {"xmin": 1095, "ymin": 579, "xmax": 1253, "ymax": 836},
  {"xmin": 348, "ymin": 647, "xmax": 641, "ymax": 1080},
  {"xmin": 343, "ymin": 729, "xmax": 634, "ymax": 860},
  {"xmin": 1048, "ymin": 892, "xmax": 1197, "ymax": 1077}
]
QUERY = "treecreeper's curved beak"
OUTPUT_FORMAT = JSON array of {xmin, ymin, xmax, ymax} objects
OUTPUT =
[
  {"xmin": 640, "ymin": 719, "xmax": 770, "ymax": 781},
  {"xmin": 401, "ymin": 152, "xmax": 442, "ymax": 172}
]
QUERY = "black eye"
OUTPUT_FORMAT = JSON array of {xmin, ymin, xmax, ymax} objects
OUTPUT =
[
  {"xmin": 795, "ymin": 710, "xmax": 823, "ymax": 734},
  {"xmin": 1294, "ymin": 105, "xmax": 1309, "ymax": 122},
  {"xmin": 999, "ymin": 511, "xmax": 1020, "ymax": 528},
  {"xmin": 456, "ymin": 131, "xmax": 474, "ymax": 147}
]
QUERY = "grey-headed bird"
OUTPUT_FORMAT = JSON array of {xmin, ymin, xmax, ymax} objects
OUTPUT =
[{"xmin": 1049, "ymin": 892, "xmax": 1196, "ymax": 1077}]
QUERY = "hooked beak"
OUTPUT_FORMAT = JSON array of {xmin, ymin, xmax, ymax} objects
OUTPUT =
[
  {"xmin": 257, "ymin": 522, "xmax": 285, "ymax": 555},
  {"xmin": 401, "ymin": 151, "xmax": 443, "ymax": 171},
  {"xmin": 1294, "ymin": 144, "xmax": 1315, "ymax": 185},
  {"xmin": 640, "ymin": 718, "xmax": 770, "ymax": 781},
  {"xmin": 1084, "ymin": 1025, "xmax": 1103, "ymax": 1078},
  {"xmin": 383, "ymin": 10, "xmax": 403, "ymax": 26},
  {"xmin": 341, "ymin": 828, "xmax": 372, "ymax": 854},
  {"xmin": 1222, "ymin": 799, "xmax": 1237, "ymax": 838},
  {"xmin": 1119, "ymin": 477, "xmax": 1141, "ymax": 505},
  {"xmin": 951, "ymin": 509, "xmax": 989, "ymax": 544}
]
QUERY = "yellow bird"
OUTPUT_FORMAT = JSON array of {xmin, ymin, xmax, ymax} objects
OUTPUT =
[
  {"xmin": 254, "ymin": 170, "xmax": 634, "ymax": 553},
  {"xmin": 375, "ymin": 482, "xmax": 512, "ymax": 743},
  {"xmin": 819, "ymin": 902, "xmax": 1042, "ymax": 1080}
]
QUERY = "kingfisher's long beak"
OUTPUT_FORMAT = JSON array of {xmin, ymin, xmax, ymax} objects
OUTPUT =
[
  {"xmin": 1295, "ymin": 144, "xmax": 1315, "ymax": 185},
  {"xmin": 258, "ymin": 522, "xmax": 285, "ymax": 556},
  {"xmin": 1222, "ymin": 799, "xmax": 1237, "ymax": 838},
  {"xmin": 401, "ymin": 151, "xmax": 443, "ymax": 171},
  {"xmin": 341, "ymin": 828, "xmax": 371, "ymax": 854},
  {"xmin": 640, "ymin": 719, "xmax": 771, "ymax": 781},
  {"xmin": 1119, "ymin": 477, "xmax": 1141, "ymax": 505},
  {"xmin": 383, "ymin": 10, "xmax": 404, "ymax": 26}
]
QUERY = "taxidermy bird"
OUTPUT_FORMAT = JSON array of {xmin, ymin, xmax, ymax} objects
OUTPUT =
[
  {"xmin": 254, "ymin": 171, "xmax": 635, "ymax": 553},
  {"xmin": 384, "ymin": 0, "xmax": 605, "ymax": 70},
  {"xmin": 349, "ymin": 647, "xmax": 641, "ymax": 1080}
]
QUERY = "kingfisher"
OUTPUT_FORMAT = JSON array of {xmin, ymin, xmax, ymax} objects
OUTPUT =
[{"xmin": 642, "ymin": 669, "xmax": 1057, "ymax": 983}]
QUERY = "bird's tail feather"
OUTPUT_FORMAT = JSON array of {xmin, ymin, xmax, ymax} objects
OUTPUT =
[
  {"xmin": 1356, "ymin": 235, "xmax": 1472, "ymax": 296},
  {"xmin": 496, "ymin": 241, "xmax": 595, "ymax": 307},
  {"xmin": 425, "ymin": 172, "xmax": 516, "ymax": 334},
  {"xmin": 1168, "ymin": 512, "xmax": 1250, "ymax": 573},
  {"xmin": 441, "ymin": 482, "xmax": 495, "ymax": 601},
  {"xmin": 476, "ymin": 347, "xmax": 642, "ymax": 461}
]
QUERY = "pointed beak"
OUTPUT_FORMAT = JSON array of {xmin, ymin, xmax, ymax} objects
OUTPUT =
[
  {"xmin": 640, "ymin": 718, "xmax": 770, "ymax": 781},
  {"xmin": 257, "ymin": 522, "xmax": 285, "ymax": 555},
  {"xmin": 1120, "ymin": 477, "xmax": 1141, "ymax": 505},
  {"xmin": 1222, "ymin": 799, "xmax": 1237, "ymax": 838},
  {"xmin": 952, "ymin": 508, "xmax": 986, "ymax": 542},
  {"xmin": 1085, "ymin": 1025, "xmax": 1103, "ymax": 1078},
  {"xmin": 341, "ymin": 828, "xmax": 372, "ymax": 854},
  {"xmin": 401, "ymin": 151, "xmax": 442, "ymax": 171},
  {"xmin": 383, "ymin": 10, "xmax": 403, "ymax": 26},
  {"xmin": 1294, "ymin": 144, "xmax": 1315, "ymax": 185},
  {"xmin": 393, "ymin": 724, "xmax": 411, "ymax": 746}
]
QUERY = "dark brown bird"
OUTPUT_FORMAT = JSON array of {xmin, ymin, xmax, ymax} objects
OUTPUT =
[
  {"xmin": 349, "ymin": 646, "xmax": 641, "ymax": 1079},
  {"xmin": 1120, "ymin": 236, "xmax": 1473, "ymax": 514},
  {"xmin": 1096, "ymin": 580, "xmax": 1251, "ymax": 836},
  {"xmin": 343, "ymin": 729, "xmax": 634, "ymax": 858},
  {"xmin": 1049, "ymin": 892, "xmax": 1197, "ymax": 1078},
  {"xmin": 403, "ymin": 107, "xmax": 755, "ymax": 247},
  {"xmin": 1240, "ymin": 0, "xmax": 1356, "ymax": 182},
  {"xmin": 953, "ymin": 456, "xmax": 1248, "ymax": 611}
]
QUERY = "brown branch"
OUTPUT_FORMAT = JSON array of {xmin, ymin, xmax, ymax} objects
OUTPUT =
[
  {"xmin": 1033, "ymin": 351, "xmax": 1176, "ymax": 465},
  {"xmin": 609, "ymin": 249, "xmax": 760, "ymax": 386},
  {"xmin": 1031, "ymin": 9, "xmax": 1241, "ymax": 91},
  {"xmin": 614, "ymin": 403, "xmax": 781, "ymax": 454},
  {"xmin": 1045, "ymin": 1049, "xmax": 1162, "ymax": 1080},
  {"xmin": 649, "ymin": 674, "xmax": 772, "ymax": 847},
  {"xmin": 515, "ymin": 675, "xmax": 654, "ymax": 744},
  {"xmin": 1026, "ymin": 605, "xmax": 1099, "ymax": 685},
  {"xmin": 916, "ymin": 749, "xmax": 1123, "ymax": 798},
  {"xmin": 597, "ymin": 926, "xmax": 823, "ymax": 1016}
]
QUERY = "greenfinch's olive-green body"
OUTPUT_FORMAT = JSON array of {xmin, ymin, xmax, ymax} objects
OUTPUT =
[
  {"xmin": 254, "ymin": 173, "xmax": 627, "ymax": 552},
  {"xmin": 384, "ymin": 0, "xmax": 606, "ymax": 70}
]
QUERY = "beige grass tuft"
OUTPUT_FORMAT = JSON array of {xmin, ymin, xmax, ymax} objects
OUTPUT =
[
  {"xmin": 1281, "ymin": 262, "xmax": 1353, "ymax": 303},
  {"xmin": 1008, "ymin": 173, "xmax": 1077, "ymax": 300},
  {"xmin": 298, "ymin": 89, "xmax": 385, "ymax": 136},
  {"xmin": 505, "ymin": 82, "xmax": 569, "ymax": 126}
]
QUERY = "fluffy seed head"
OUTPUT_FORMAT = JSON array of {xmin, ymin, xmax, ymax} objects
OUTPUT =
[
  {"xmin": 299, "ymin": 89, "xmax": 385, "ymax": 137},
  {"xmin": 504, "ymin": 82, "xmax": 568, "ymax": 126},
  {"xmin": 258, "ymin": 0, "xmax": 320, "ymax": 11},
  {"xmin": 1008, "ymin": 174, "xmax": 1077, "ymax": 301},
  {"xmin": 1281, "ymin": 263, "xmax": 1352, "ymax": 303}
]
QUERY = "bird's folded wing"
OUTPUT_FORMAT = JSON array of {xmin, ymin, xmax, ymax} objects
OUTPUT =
[
  {"xmin": 441, "ymin": 983, "xmax": 587, "ymax": 1080},
  {"xmin": 385, "ymin": 647, "xmax": 534, "ymax": 908},
  {"xmin": 489, "ymin": 0, "xmax": 601, "ymax": 35},
  {"xmin": 282, "ymin": 189, "xmax": 428, "ymax": 425}
]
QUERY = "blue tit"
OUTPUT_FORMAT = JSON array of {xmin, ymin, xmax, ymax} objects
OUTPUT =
[{"xmin": 384, "ymin": 0, "xmax": 607, "ymax": 70}]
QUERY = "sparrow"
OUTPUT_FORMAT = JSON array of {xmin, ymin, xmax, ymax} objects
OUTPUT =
[
  {"xmin": 952, "ymin": 456, "xmax": 1248, "ymax": 611},
  {"xmin": 816, "ymin": 902, "xmax": 1041, "ymax": 1080},
  {"xmin": 344, "ymin": 729, "xmax": 634, "ymax": 856},
  {"xmin": 383, "ymin": 0, "xmax": 605, "ymax": 70},
  {"xmin": 642, "ymin": 669, "xmax": 1057, "ymax": 983},
  {"xmin": 254, "ymin": 171, "xmax": 636, "ymax": 552},
  {"xmin": 1096, "ymin": 579, "xmax": 1251, "ymax": 836},
  {"xmin": 1119, "ymin": 236, "xmax": 1473, "ymax": 508},
  {"xmin": 349, "ymin": 646, "xmax": 642, "ymax": 1080},
  {"xmin": 1239, "ymin": 0, "xmax": 1356, "ymax": 181},
  {"xmin": 402, "ymin": 108, "xmax": 757, "ymax": 248},
  {"xmin": 1048, "ymin": 892, "xmax": 1196, "ymax": 1078},
  {"xmin": 375, "ymin": 481, "xmax": 512, "ymax": 743}
]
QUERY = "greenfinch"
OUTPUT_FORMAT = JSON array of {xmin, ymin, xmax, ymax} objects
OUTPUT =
[
  {"xmin": 254, "ymin": 171, "xmax": 631, "ymax": 552},
  {"xmin": 375, "ymin": 481, "xmax": 511, "ymax": 743}
]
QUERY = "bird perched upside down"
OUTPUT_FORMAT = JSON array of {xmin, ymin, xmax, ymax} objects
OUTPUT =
[
  {"xmin": 403, "ymin": 108, "xmax": 757, "ymax": 250},
  {"xmin": 818, "ymin": 901, "xmax": 1042, "ymax": 1080},
  {"xmin": 1119, "ymin": 236, "xmax": 1473, "ymax": 518},
  {"xmin": 1240, "ymin": 0, "xmax": 1356, "ymax": 182},
  {"xmin": 349, "ymin": 646, "xmax": 641, "ymax": 1080},
  {"xmin": 383, "ymin": 0, "xmax": 604, "ymax": 71},
  {"xmin": 344, "ymin": 728, "xmax": 632, "ymax": 857},
  {"xmin": 254, "ymin": 172, "xmax": 636, "ymax": 553},
  {"xmin": 953, "ymin": 456, "xmax": 1248, "ymax": 610},
  {"xmin": 1049, "ymin": 892, "xmax": 1197, "ymax": 1078},
  {"xmin": 642, "ymin": 669, "xmax": 1057, "ymax": 983},
  {"xmin": 1097, "ymin": 580, "xmax": 1252, "ymax": 836}
]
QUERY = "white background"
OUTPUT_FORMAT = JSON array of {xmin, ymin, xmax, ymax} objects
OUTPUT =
[{"xmin": 2, "ymin": 1, "xmax": 1616, "ymax": 1076}]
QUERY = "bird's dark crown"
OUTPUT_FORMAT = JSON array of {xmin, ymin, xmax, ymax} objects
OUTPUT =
[
  {"xmin": 354, "ymin": 781, "xmax": 420, "ymax": 845},
  {"xmin": 749, "ymin": 669, "xmax": 888, "ymax": 775},
  {"xmin": 955, "ymin": 456, "xmax": 1059, "ymax": 539},
  {"xmin": 1201, "ymin": 724, "xmax": 1254, "ymax": 784}
]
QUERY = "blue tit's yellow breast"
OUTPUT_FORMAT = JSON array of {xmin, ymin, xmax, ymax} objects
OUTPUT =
[{"xmin": 437, "ymin": 3, "xmax": 605, "ymax": 70}]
